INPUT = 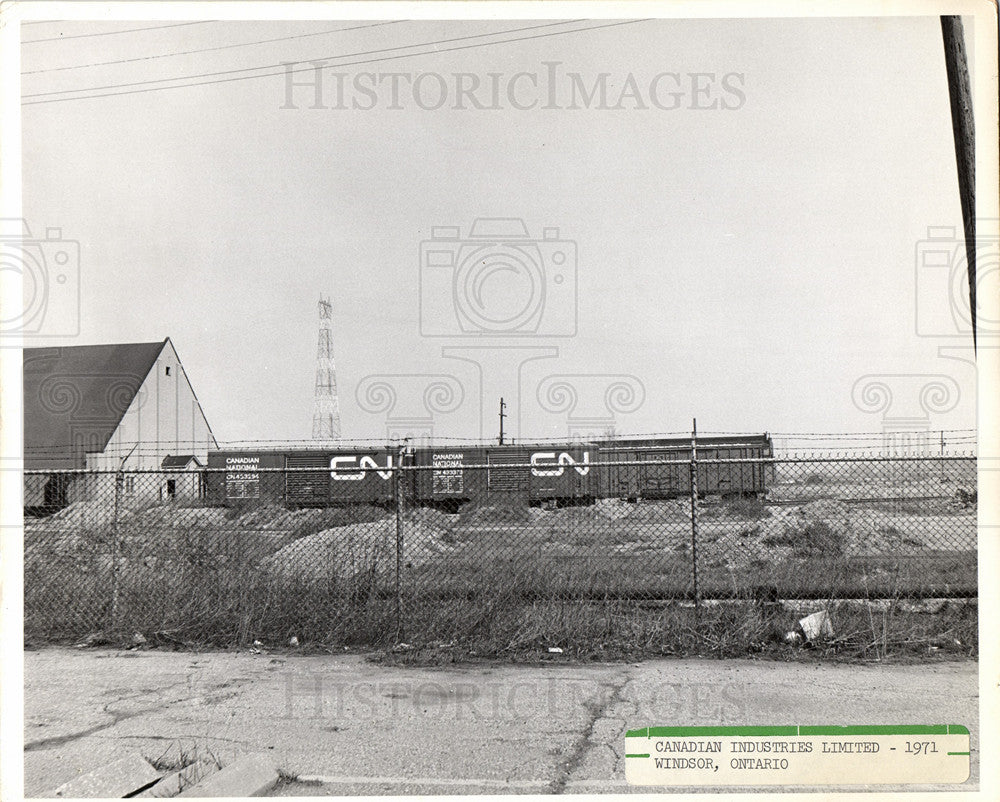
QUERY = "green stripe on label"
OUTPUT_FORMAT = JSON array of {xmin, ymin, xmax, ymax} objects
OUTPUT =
[
  {"xmin": 626, "ymin": 725, "xmax": 966, "ymax": 738},
  {"xmin": 625, "ymin": 753, "xmax": 650, "ymax": 759},
  {"xmin": 798, "ymin": 725, "xmax": 947, "ymax": 736},
  {"xmin": 644, "ymin": 726, "xmax": 799, "ymax": 737},
  {"xmin": 947, "ymin": 751, "xmax": 970, "ymax": 756}
]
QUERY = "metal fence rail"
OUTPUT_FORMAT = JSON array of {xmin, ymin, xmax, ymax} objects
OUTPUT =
[{"xmin": 22, "ymin": 454, "xmax": 977, "ymax": 649}]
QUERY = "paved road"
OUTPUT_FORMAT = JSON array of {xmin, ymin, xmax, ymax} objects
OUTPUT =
[{"xmin": 21, "ymin": 649, "xmax": 978, "ymax": 796}]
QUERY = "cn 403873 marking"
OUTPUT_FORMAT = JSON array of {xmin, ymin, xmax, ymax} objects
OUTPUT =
[{"xmin": 205, "ymin": 435, "xmax": 774, "ymax": 509}]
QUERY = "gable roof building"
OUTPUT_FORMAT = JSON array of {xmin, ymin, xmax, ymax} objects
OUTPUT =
[{"xmin": 23, "ymin": 338, "xmax": 217, "ymax": 471}]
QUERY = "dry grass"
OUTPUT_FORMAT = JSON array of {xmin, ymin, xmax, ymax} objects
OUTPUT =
[{"xmin": 23, "ymin": 496, "xmax": 978, "ymax": 660}]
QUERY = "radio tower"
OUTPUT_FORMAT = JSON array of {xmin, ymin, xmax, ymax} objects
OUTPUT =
[{"xmin": 311, "ymin": 296, "xmax": 342, "ymax": 440}]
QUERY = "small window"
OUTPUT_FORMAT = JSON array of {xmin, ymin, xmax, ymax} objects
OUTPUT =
[{"xmin": 165, "ymin": 366, "xmax": 171, "ymax": 376}]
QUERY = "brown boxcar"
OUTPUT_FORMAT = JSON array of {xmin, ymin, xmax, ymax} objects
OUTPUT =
[
  {"xmin": 205, "ymin": 450, "xmax": 286, "ymax": 504},
  {"xmin": 596, "ymin": 435, "xmax": 772, "ymax": 499},
  {"xmin": 321, "ymin": 448, "xmax": 400, "ymax": 506},
  {"xmin": 413, "ymin": 447, "xmax": 487, "ymax": 507},
  {"xmin": 206, "ymin": 434, "xmax": 772, "ymax": 508}
]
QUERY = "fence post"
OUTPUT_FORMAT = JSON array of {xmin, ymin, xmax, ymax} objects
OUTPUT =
[
  {"xmin": 109, "ymin": 469, "xmax": 122, "ymax": 632},
  {"xmin": 689, "ymin": 419, "xmax": 700, "ymax": 609},
  {"xmin": 394, "ymin": 446, "xmax": 405, "ymax": 644}
]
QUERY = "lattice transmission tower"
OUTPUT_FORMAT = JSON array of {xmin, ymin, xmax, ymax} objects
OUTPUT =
[{"xmin": 311, "ymin": 296, "xmax": 342, "ymax": 440}]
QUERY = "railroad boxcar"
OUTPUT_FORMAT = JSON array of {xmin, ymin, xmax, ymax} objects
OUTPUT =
[
  {"xmin": 411, "ymin": 444, "xmax": 596, "ymax": 507},
  {"xmin": 206, "ymin": 447, "xmax": 406, "ymax": 507},
  {"xmin": 595, "ymin": 435, "xmax": 772, "ymax": 499},
  {"xmin": 204, "ymin": 434, "xmax": 772, "ymax": 509},
  {"xmin": 323, "ymin": 448, "xmax": 400, "ymax": 506},
  {"xmin": 413, "ymin": 447, "xmax": 486, "ymax": 509},
  {"xmin": 206, "ymin": 450, "xmax": 286, "ymax": 505},
  {"xmin": 504, "ymin": 443, "xmax": 594, "ymax": 504}
]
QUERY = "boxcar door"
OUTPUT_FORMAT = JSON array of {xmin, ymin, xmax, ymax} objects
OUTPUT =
[
  {"xmin": 487, "ymin": 449, "xmax": 530, "ymax": 502},
  {"xmin": 286, "ymin": 453, "xmax": 330, "ymax": 507}
]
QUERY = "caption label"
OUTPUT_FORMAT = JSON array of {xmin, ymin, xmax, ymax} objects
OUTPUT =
[{"xmin": 625, "ymin": 725, "xmax": 969, "ymax": 786}]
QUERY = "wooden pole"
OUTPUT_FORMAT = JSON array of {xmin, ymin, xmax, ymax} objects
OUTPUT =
[{"xmin": 941, "ymin": 15, "xmax": 976, "ymax": 351}]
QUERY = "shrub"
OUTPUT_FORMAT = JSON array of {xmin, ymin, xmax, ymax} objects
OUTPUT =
[
  {"xmin": 794, "ymin": 521, "xmax": 845, "ymax": 556},
  {"xmin": 725, "ymin": 496, "xmax": 768, "ymax": 520},
  {"xmin": 955, "ymin": 488, "xmax": 977, "ymax": 507}
]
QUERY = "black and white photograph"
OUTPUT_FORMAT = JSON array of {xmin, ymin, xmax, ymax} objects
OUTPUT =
[{"xmin": 1, "ymin": 0, "xmax": 997, "ymax": 798}]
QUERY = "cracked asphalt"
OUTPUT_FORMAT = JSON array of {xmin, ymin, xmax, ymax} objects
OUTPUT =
[{"xmin": 22, "ymin": 648, "xmax": 977, "ymax": 796}]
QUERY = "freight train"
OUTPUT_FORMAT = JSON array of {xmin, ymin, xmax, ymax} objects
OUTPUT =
[{"xmin": 206, "ymin": 434, "xmax": 774, "ymax": 509}]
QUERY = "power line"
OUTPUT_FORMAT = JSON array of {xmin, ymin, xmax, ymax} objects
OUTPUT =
[
  {"xmin": 22, "ymin": 19, "xmax": 649, "ymax": 105},
  {"xmin": 22, "ymin": 21, "xmax": 405, "ymax": 75},
  {"xmin": 23, "ymin": 21, "xmax": 217, "ymax": 44},
  {"xmin": 23, "ymin": 19, "xmax": 585, "ymax": 98}
]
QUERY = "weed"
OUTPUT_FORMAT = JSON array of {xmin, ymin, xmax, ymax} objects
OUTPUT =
[
  {"xmin": 725, "ymin": 497, "xmax": 768, "ymax": 520},
  {"xmin": 794, "ymin": 521, "xmax": 845, "ymax": 556}
]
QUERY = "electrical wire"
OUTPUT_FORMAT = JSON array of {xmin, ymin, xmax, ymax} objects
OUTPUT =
[
  {"xmin": 23, "ymin": 19, "xmax": 587, "ymax": 97},
  {"xmin": 22, "ymin": 19, "xmax": 649, "ymax": 105},
  {"xmin": 22, "ymin": 21, "xmax": 406, "ymax": 75},
  {"xmin": 23, "ymin": 21, "xmax": 217, "ymax": 44}
]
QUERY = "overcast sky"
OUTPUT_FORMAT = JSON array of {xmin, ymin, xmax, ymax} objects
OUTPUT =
[{"xmin": 20, "ymin": 15, "xmax": 981, "ymax": 447}]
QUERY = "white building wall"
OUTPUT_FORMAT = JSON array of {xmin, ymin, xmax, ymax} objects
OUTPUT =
[{"xmin": 86, "ymin": 340, "xmax": 216, "ymax": 473}]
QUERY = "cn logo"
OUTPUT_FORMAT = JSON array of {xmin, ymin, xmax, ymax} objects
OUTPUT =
[
  {"xmin": 330, "ymin": 455, "xmax": 395, "ymax": 481},
  {"xmin": 530, "ymin": 451, "xmax": 591, "ymax": 477}
]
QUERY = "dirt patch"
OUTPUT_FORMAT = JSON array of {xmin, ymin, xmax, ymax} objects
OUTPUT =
[{"xmin": 261, "ymin": 518, "xmax": 454, "ymax": 583}]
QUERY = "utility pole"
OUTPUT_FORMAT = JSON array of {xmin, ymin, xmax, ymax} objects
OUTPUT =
[
  {"xmin": 941, "ymin": 15, "xmax": 976, "ymax": 351},
  {"xmin": 498, "ymin": 397, "xmax": 507, "ymax": 445}
]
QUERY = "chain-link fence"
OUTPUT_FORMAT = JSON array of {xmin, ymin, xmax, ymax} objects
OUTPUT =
[{"xmin": 23, "ymin": 454, "xmax": 977, "ymax": 653}]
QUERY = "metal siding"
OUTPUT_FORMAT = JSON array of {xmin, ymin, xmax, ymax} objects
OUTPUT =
[
  {"xmin": 286, "ymin": 452, "xmax": 330, "ymax": 505},
  {"xmin": 207, "ymin": 451, "xmax": 285, "ymax": 503},
  {"xmin": 415, "ymin": 447, "xmax": 486, "ymax": 502},
  {"xmin": 639, "ymin": 448, "xmax": 689, "ymax": 498},
  {"xmin": 528, "ymin": 445, "xmax": 593, "ymax": 500},
  {"xmin": 486, "ymin": 449, "xmax": 530, "ymax": 495},
  {"xmin": 326, "ymin": 449, "xmax": 397, "ymax": 505},
  {"xmin": 599, "ymin": 448, "xmax": 641, "ymax": 499}
]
